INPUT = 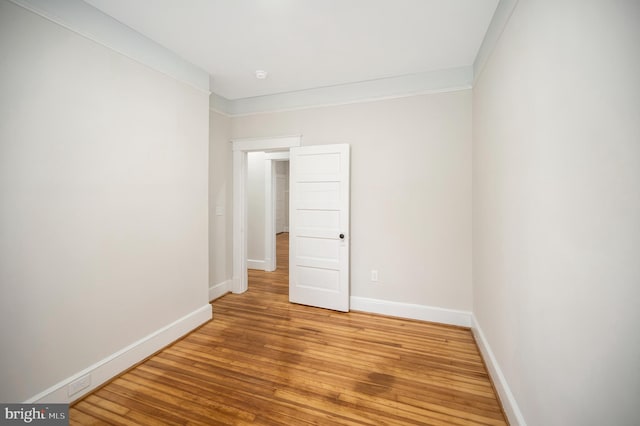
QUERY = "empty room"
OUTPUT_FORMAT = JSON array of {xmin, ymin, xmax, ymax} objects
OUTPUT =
[{"xmin": 1, "ymin": 0, "xmax": 638, "ymax": 425}]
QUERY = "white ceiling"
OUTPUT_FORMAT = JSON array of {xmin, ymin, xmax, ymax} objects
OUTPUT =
[{"xmin": 83, "ymin": 0, "xmax": 499, "ymax": 100}]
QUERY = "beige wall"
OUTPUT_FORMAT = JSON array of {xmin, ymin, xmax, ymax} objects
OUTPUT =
[
  {"xmin": 209, "ymin": 110, "xmax": 232, "ymax": 286},
  {"xmin": 473, "ymin": 0, "xmax": 640, "ymax": 424},
  {"xmin": 0, "ymin": 1, "xmax": 209, "ymax": 402},
  {"xmin": 229, "ymin": 91, "xmax": 472, "ymax": 310},
  {"xmin": 247, "ymin": 151, "xmax": 266, "ymax": 265}
]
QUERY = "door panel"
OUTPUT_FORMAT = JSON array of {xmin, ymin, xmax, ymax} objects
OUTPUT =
[
  {"xmin": 296, "ymin": 182, "xmax": 341, "ymax": 208},
  {"xmin": 289, "ymin": 144, "xmax": 350, "ymax": 312}
]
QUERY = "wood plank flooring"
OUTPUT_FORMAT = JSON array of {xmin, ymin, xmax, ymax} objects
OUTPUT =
[{"xmin": 70, "ymin": 233, "xmax": 507, "ymax": 425}]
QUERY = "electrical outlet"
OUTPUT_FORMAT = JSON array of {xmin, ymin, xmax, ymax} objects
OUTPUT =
[
  {"xmin": 68, "ymin": 374, "xmax": 91, "ymax": 397},
  {"xmin": 371, "ymin": 270, "xmax": 379, "ymax": 282}
]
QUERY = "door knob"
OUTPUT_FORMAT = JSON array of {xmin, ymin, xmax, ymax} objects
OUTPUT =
[{"xmin": 339, "ymin": 233, "xmax": 345, "ymax": 239}]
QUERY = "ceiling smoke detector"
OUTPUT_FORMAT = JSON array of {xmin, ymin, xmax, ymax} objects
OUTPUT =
[{"xmin": 255, "ymin": 70, "xmax": 268, "ymax": 80}]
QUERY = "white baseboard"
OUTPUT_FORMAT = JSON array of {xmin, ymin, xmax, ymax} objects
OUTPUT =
[
  {"xmin": 209, "ymin": 280, "xmax": 232, "ymax": 301},
  {"xmin": 350, "ymin": 296, "xmax": 472, "ymax": 327},
  {"xmin": 247, "ymin": 259, "xmax": 266, "ymax": 270},
  {"xmin": 264, "ymin": 257, "xmax": 276, "ymax": 272},
  {"xmin": 27, "ymin": 304, "xmax": 212, "ymax": 404},
  {"xmin": 472, "ymin": 315, "xmax": 527, "ymax": 426}
]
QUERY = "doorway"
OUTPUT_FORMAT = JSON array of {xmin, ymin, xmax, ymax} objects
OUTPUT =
[
  {"xmin": 264, "ymin": 153, "xmax": 290, "ymax": 272},
  {"xmin": 231, "ymin": 136, "xmax": 301, "ymax": 294},
  {"xmin": 245, "ymin": 151, "xmax": 289, "ymax": 272},
  {"xmin": 232, "ymin": 138, "xmax": 351, "ymax": 313}
]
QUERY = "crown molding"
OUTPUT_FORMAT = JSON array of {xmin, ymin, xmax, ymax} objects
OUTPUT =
[
  {"xmin": 9, "ymin": 0, "xmax": 210, "ymax": 94},
  {"xmin": 10, "ymin": 0, "xmax": 516, "ymax": 113},
  {"xmin": 209, "ymin": 93, "xmax": 233, "ymax": 117},
  {"xmin": 473, "ymin": 0, "xmax": 519, "ymax": 83},
  {"xmin": 211, "ymin": 66, "xmax": 473, "ymax": 116}
]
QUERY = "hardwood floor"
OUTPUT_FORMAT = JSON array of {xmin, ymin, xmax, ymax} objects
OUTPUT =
[{"xmin": 70, "ymin": 233, "xmax": 507, "ymax": 425}]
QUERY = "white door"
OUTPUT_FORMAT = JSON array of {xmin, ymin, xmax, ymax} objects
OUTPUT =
[{"xmin": 289, "ymin": 144, "xmax": 350, "ymax": 312}]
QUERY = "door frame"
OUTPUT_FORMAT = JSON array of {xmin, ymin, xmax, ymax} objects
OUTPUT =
[
  {"xmin": 231, "ymin": 135, "xmax": 301, "ymax": 294},
  {"xmin": 264, "ymin": 151, "xmax": 290, "ymax": 272}
]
